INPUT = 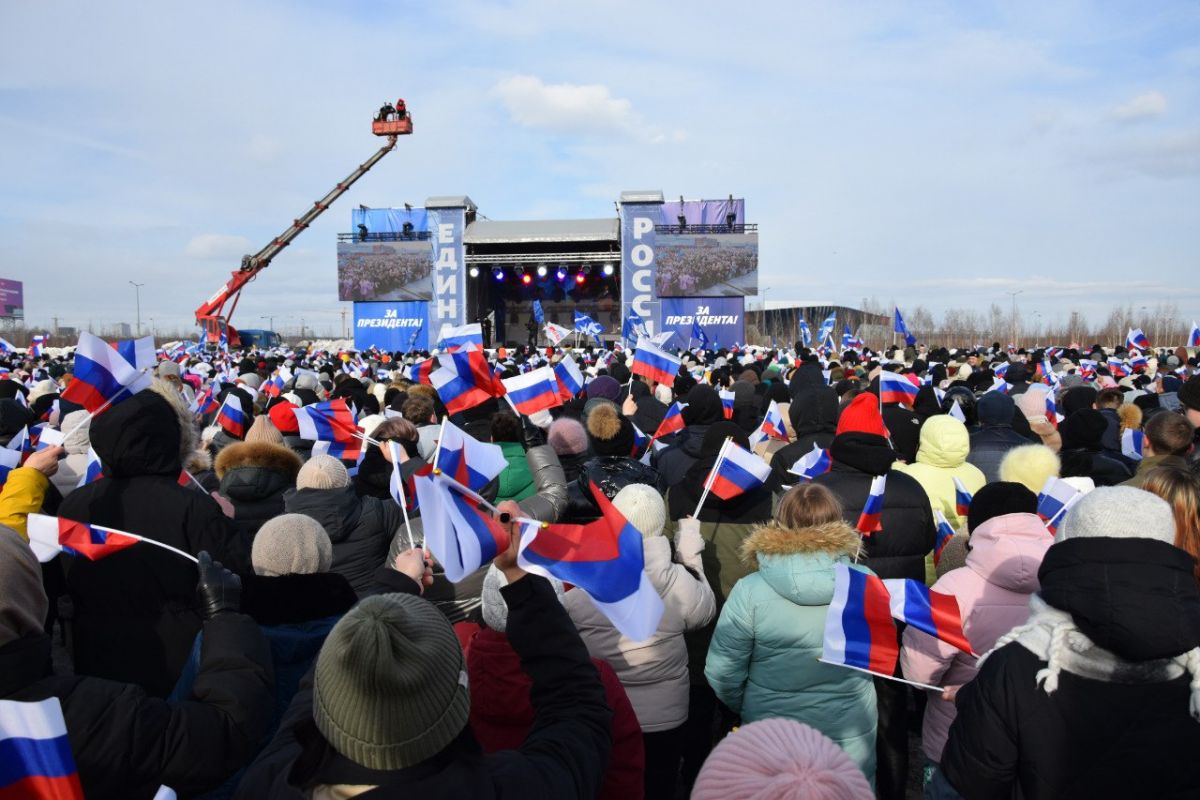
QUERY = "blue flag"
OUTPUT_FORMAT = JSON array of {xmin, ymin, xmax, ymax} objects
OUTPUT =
[
  {"xmin": 622, "ymin": 310, "xmax": 648, "ymax": 343},
  {"xmin": 816, "ymin": 312, "xmax": 837, "ymax": 347},
  {"xmin": 691, "ymin": 319, "xmax": 710, "ymax": 349},
  {"xmin": 574, "ymin": 311, "xmax": 603, "ymax": 345},
  {"xmin": 532, "ymin": 300, "xmax": 545, "ymax": 325},
  {"xmin": 798, "ymin": 318, "xmax": 812, "ymax": 348},
  {"xmin": 407, "ymin": 321, "xmax": 424, "ymax": 352}
]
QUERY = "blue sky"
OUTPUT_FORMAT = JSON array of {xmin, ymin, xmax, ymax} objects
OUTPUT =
[{"xmin": 1, "ymin": 1, "xmax": 1197, "ymax": 336}]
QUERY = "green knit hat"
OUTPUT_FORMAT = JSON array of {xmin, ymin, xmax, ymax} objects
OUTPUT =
[{"xmin": 313, "ymin": 594, "xmax": 470, "ymax": 770}]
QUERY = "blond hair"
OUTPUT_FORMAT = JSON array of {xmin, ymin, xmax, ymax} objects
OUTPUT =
[
  {"xmin": 776, "ymin": 483, "xmax": 844, "ymax": 530},
  {"xmin": 1142, "ymin": 465, "xmax": 1200, "ymax": 586}
]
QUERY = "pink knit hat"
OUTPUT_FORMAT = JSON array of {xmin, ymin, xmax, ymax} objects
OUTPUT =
[{"xmin": 692, "ymin": 719, "xmax": 873, "ymax": 800}]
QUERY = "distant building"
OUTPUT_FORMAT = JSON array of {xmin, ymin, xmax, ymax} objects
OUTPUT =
[{"xmin": 745, "ymin": 302, "xmax": 890, "ymax": 347}]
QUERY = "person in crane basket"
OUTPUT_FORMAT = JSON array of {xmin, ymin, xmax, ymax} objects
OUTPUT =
[{"xmin": 376, "ymin": 100, "xmax": 395, "ymax": 122}]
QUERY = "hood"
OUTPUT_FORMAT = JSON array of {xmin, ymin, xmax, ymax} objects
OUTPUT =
[
  {"xmin": 787, "ymin": 362, "xmax": 826, "ymax": 397},
  {"xmin": 966, "ymin": 513, "xmax": 1052, "ymax": 594},
  {"xmin": 742, "ymin": 522, "xmax": 862, "ymax": 606},
  {"xmin": 1039, "ymin": 537, "xmax": 1200, "ymax": 662},
  {"xmin": 214, "ymin": 441, "xmax": 302, "ymax": 482},
  {"xmin": 219, "ymin": 465, "xmax": 294, "ymax": 502},
  {"xmin": 60, "ymin": 411, "xmax": 91, "ymax": 455},
  {"xmin": 682, "ymin": 384, "xmax": 723, "ymax": 426},
  {"xmin": 788, "ymin": 386, "xmax": 838, "ymax": 438},
  {"xmin": 915, "ymin": 415, "xmax": 970, "ymax": 469},
  {"xmin": 829, "ymin": 431, "xmax": 897, "ymax": 476},
  {"xmin": 284, "ymin": 485, "xmax": 363, "ymax": 542},
  {"xmin": 89, "ymin": 391, "xmax": 182, "ymax": 478}
]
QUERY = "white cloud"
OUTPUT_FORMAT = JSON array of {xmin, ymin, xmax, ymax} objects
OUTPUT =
[
  {"xmin": 1113, "ymin": 91, "xmax": 1167, "ymax": 122},
  {"xmin": 493, "ymin": 75, "xmax": 682, "ymax": 142},
  {"xmin": 185, "ymin": 233, "xmax": 253, "ymax": 259}
]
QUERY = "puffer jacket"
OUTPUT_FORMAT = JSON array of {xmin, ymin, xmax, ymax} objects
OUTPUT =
[
  {"xmin": 901, "ymin": 512, "xmax": 1050, "ymax": 763},
  {"xmin": 496, "ymin": 441, "xmax": 535, "ymax": 502},
  {"xmin": 216, "ymin": 442, "xmax": 302, "ymax": 541},
  {"xmin": 283, "ymin": 486, "xmax": 400, "ymax": 595},
  {"xmin": 768, "ymin": 384, "xmax": 838, "ymax": 489},
  {"xmin": 653, "ymin": 425, "xmax": 709, "ymax": 492},
  {"xmin": 566, "ymin": 525, "xmax": 715, "ymax": 732},
  {"xmin": 562, "ymin": 456, "xmax": 659, "ymax": 524},
  {"xmin": 705, "ymin": 521, "xmax": 878, "ymax": 779},
  {"xmin": 51, "ymin": 413, "xmax": 93, "ymax": 496},
  {"xmin": 967, "ymin": 423, "xmax": 1031, "ymax": 483},
  {"xmin": 894, "ymin": 416, "xmax": 986, "ymax": 530}
]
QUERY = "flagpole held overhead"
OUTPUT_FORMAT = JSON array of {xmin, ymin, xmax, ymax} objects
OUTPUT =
[{"xmin": 693, "ymin": 437, "xmax": 732, "ymax": 519}]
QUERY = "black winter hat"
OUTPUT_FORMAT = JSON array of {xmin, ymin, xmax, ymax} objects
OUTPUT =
[
  {"xmin": 586, "ymin": 403, "xmax": 635, "ymax": 457},
  {"xmin": 700, "ymin": 421, "xmax": 750, "ymax": 457},
  {"xmin": 977, "ymin": 391, "xmax": 1015, "ymax": 426},
  {"xmin": 1179, "ymin": 376, "xmax": 1200, "ymax": 412},
  {"xmin": 1061, "ymin": 386, "xmax": 1098, "ymax": 416},
  {"xmin": 968, "ymin": 482, "xmax": 1038, "ymax": 533},
  {"xmin": 682, "ymin": 384, "xmax": 723, "ymax": 427},
  {"xmin": 1060, "ymin": 409, "xmax": 1108, "ymax": 451}
]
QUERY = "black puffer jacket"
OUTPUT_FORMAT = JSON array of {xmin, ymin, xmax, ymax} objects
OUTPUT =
[
  {"xmin": 562, "ymin": 456, "xmax": 659, "ymax": 523},
  {"xmin": 812, "ymin": 432, "xmax": 935, "ymax": 581},
  {"xmin": 1, "ymin": 613, "xmax": 274, "ymax": 800},
  {"xmin": 216, "ymin": 442, "xmax": 303, "ymax": 540},
  {"xmin": 58, "ymin": 391, "xmax": 249, "ymax": 696},
  {"xmin": 769, "ymin": 381, "xmax": 838, "ymax": 488},
  {"xmin": 943, "ymin": 537, "xmax": 1200, "ymax": 799},
  {"xmin": 283, "ymin": 485, "xmax": 400, "ymax": 595},
  {"xmin": 654, "ymin": 425, "xmax": 709, "ymax": 492}
]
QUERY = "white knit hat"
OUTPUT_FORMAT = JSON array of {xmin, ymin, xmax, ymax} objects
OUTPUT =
[
  {"xmin": 252, "ymin": 513, "xmax": 333, "ymax": 576},
  {"xmin": 480, "ymin": 566, "xmax": 564, "ymax": 632},
  {"xmin": 1056, "ymin": 486, "xmax": 1176, "ymax": 545},
  {"xmin": 612, "ymin": 483, "xmax": 665, "ymax": 539},
  {"xmin": 297, "ymin": 454, "xmax": 351, "ymax": 490}
]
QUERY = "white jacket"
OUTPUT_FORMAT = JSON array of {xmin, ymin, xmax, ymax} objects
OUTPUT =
[{"xmin": 565, "ymin": 525, "xmax": 716, "ymax": 732}]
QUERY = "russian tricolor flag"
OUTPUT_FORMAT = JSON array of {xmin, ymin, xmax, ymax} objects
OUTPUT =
[
  {"xmin": 518, "ymin": 481, "xmax": 664, "ymax": 641},
  {"xmin": 28, "ymin": 334, "xmax": 47, "ymax": 358},
  {"xmin": 718, "ymin": 389, "xmax": 735, "ymax": 420},
  {"xmin": 882, "ymin": 578, "xmax": 974, "ymax": 654},
  {"xmin": 261, "ymin": 374, "xmax": 285, "ymax": 398},
  {"xmin": 986, "ymin": 378, "xmax": 1010, "ymax": 395},
  {"xmin": 190, "ymin": 387, "xmax": 219, "ymax": 417},
  {"xmin": 27, "ymin": 514, "xmax": 141, "ymax": 562},
  {"xmin": 933, "ymin": 509, "xmax": 955, "ymax": 567},
  {"xmin": 0, "ymin": 697, "xmax": 84, "ymax": 800},
  {"xmin": 429, "ymin": 349, "xmax": 505, "ymax": 416},
  {"xmin": 1037, "ymin": 476, "xmax": 1080, "ymax": 534},
  {"xmin": 788, "ymin": 444, "xmax": 832, "ymax": 482},
  {"xmin": 879, "ymin": 371, "xmax": 919, "ymax": 408},
  {"xmin": 409, "ymin": 356, "xmax": 436, "ymax": 385},
  {"xmin": 1190, "ymin": 322, "xmax": 1200, "ymax": 348},
  {"xmin": 752, "ymin": 399, "xmax": 789, "ymax": 445},
  {"xmin": 856, "ymin": 475, "xmax": 886, "ymax": 534},
  {"xmin": 60, "ymin": 331, "xmax": 152, "ymax": 414},
  {"xmin": 631, "ymin": 339, "xmax": 681, "ymax": 386},
  {"xmin": 415, "ymin": 473, "xmax": 509, "ymax": 582},
  {"xmin": 112, "ymin": 335, "xmax": 155, "ymax": 371},
  {"xmin": 1121, "ymin": 428, "xmax": 1144, "ymax": 461},
  {"xmin": 77, "ymin": 447, "xmax": 104, "ymax": 487},
  {"xmin": 553, "ymin": 354, "xmax": 585, "ymax": 401},
  {"xmin": 0, "ymin": 448, "xmax": 21, "ymax": 490},
  {"xmin": 707, "ymin": 441, "xmax": 771, "ymax": 501},
  {"xmin": 1130, "ymin": 353, "xmax": 1149, "ymax": 372},
  {"xmin": 652, "ymin": 402, "xmax": 686, "ymax": 440},
  {"xmin": 1126, "ymin": 328, "xmax": 1151, "ymax": 352},
  {"xmin": 293, "ymin": 399, "xmax": 363, "ymax": 461},
  {"xmin": 433, "ymin": 419, "xmax": 509, "ymax": 493},
  {"xmin": 436, "ymin": 322, "xmax": 483, "ymax": 352},
  {"xmin": 502, "ymin": 367, "xmax": 561, "ymax": 416},
  {"xmin": 216, "ymin": 394, "xmax": 247, "ymax": 439},
  {"xmin": 822, "ymin": 564, "xmax": 898, "ymax": 676},
  {"xmin": 953, "ymin": 477, "xmax": 973, "ymax": 519}
]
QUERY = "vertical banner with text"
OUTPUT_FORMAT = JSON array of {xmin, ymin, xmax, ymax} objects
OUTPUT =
[
  {"xmin": 427, "ymin": 204, "xmax": 467, "ymax": 331},
  {"xmin": 619, "ymin": 192, "xmax": 664, "ymax": 339}
]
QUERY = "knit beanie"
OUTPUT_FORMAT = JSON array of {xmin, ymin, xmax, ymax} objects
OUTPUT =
[
  {"xmin": 297, "ymin": 454, "xmax": 351, "ymax": 490},
  {"xmin": 1056, "ymin": 486, "xmax": 1176, "ymax": 545},
  {"xmin": 977, "ymin": 391, "xmax": 1015, "ymax": 425},
  {"xmin": 1061, "ymin": 385, "xmax": 1099, "ymax": 416},
  {"xmin": 586, "ymin": 375, "xmax": 621, "ymax": 402},
  {"xmin": 244, "ymin": 415, "xmax": 285, "ymax": 445},
  {"xmin": 547, "ymin": 417, "xmax": 588, "ymax": 457},
  {"xmin": 692, "ymin": 719, "xmax": 873, "ymax": 800},
  {"xmin": 1179, "ymin": 376, "xmax": 1200, "ymax": 412},
  {"xmin": 252, "ymin": 514, "xmax": 333, "ymax": 576},
  {"xmin": 968, "ymin": 482, "xmax": 1038, "ymax": 533},
  {"xmin": 586, "ymin": 403, "xmax": 635, "ymax": 457},
  {"xmin": 313, "ymin": 593, "xmax": 470, "ymax": 770},
  {"xmin": 835, "ymin": 393, "xmax": 889, "ymax": 438},
  {"xmin": 613, "ymin": 483, "xmax": 666, "ymax": 539},
  {"xmin": 237, "ymin": 372, "xmax": 262, "ymax": 390},
  {"xmin": 702, "ymin": 421, "xmax": 751, "ymax": 458},
  {"xmin": 268, "ymin": 400, "xmax": 301, "ymax": 435},
  {"xmin": 1059, "ymin": 409, "xmax": 1108, "ymax": 450},
  {"xmin": 999, "ymin": 444, "xmax": 1060, "ymax": 494},
  {"xmin": 0, "ymin": 527, "xmax": 48, "ymax": 648},
  {"xmin": 480, "ymin": 566, "xmax": 565, "ymax": 632}
]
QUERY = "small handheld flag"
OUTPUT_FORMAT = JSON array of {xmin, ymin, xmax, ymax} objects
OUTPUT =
[
  {"xmin": 706, "ymin": 441, "xmax": 771, "ymax": 502},
  {"xmin": 26, "ymin": 514, "xmax": 168, "ymax": 563},
  {"xmin": 718, "ymin": 389, "xmax": 735, "ymax": 419},
  {"xmin": 1037, "ymin": 476, "xmax": 1081, "ymax": 535},
  {"xmin": 553, "ymin": 354, "xmax": 585, "ymax": 400},
  {"xmin": 952, "ymin": 477, "xmax": 973, "ymax": 519},
  {"xmin": 436, "ymin": 322, "xmax": 483, "ymax": 351},
  {"xmin": 856, "ymin": 475, "xmax": 886, "ymax": 534},
  {"xmin": 501, "ymin": 367, "xmax": 561, "ymax": 416},
  {"xmin": 0, "ymin": 448, "xmax": 21, "ymax": 490},
  {"xmin": 60, "ymin": 331, "xmax": 152, "ymax": 413},
  {"xmin": 0, "ymin": 697, "xmax": 85, "ymax": 800},
  {"xmin": 652, "ymin": 401, "xmax": 686, "ymax": 440},
  {"xmin": 1190, "ymin": 322, "xmax": 1200, "ymax": 348},
  {"xmin": 787, "ymin": 444, "xmax": 832, "ymax": 482},
  {"xmin": 78, "ymin": 447, "xmax": 104, "ymax": 487},
  {"xmin": 292, "ymin": 399, "xmax": 364, "ymax": 461},
  {"xmin": 631, "ymin": 339, "xmax": 681, "ymax": 386},
  {"xmin": 933, "ymin": 509, "xmax": 956, "ymax": 567},
  {"xmin": 416, "ymin": 474, "xmax": 509, "ymax": 583},
  {"xmin": 215, "ymin": 393, "xmax": 247, "ymax": 439},
  {"xmin": 432, "ymin": 419, "xmax": 509, "ymax": 493},
  {"xmin": 545, "ymin": 322, "xmax": 572, "ymax": 346},
  {"xmin": 1126, "ymin": 328, "xmax": 1151, "ymax": 352},
  {"xmin": 750, "ymin": 399, "xmax": 789, "ymax": 446},
  {"xmin": 879, "ymin": 371, "xmax": 919, "ymax": 408},
  {"xmin": 882, "ymin": 578, "xmax": 974, "ymax": 655},
  {"xmin": 822, "ymin": 564, "xmax": 898, "ymax": 676}
]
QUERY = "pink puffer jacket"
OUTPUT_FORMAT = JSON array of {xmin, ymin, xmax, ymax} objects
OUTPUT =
[{"xmin": 901, "ymin": 512, "xmax": 1051, "ymax": 762}]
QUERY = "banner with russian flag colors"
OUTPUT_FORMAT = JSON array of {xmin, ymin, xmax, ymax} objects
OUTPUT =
[
  {"xmin": 0, "ymin": 447, "xmax": 21, "ymax": 490},
  {"xmin": 883, "ymin": 578, "xmax": 973, "ymax": 654},
  {"xmin": 215, "ymin": 394, "xmax": 247, "ymax": 439},
  {"xmin": 718, "ymin": 389, "xmax": 735, "ymax": 420},
  {"xmin": 553, "ymin": 354, "xmax": 585, "ymax": 400},
  {"xmin": 953, "ymin": 477, "xmax": 973, "ymax": 519},
  {"xmin": 60, "ymin": 331, "xmax": 152, "ymax": 413},
  {"xmin": 788, "ymin": 444, "xmax": 831, "ymax": 482},
  {"xmin": 652, "ymin": 402, "xmax": 686, "ymax": 440},
  {"xmin": 631, "ymin": 339, "xmax": 681, "ymax": 386},
  {"xmin": 707, "ymin": 441, "xmax": 771, "ymax": 501},
  {"xmin": 0, "ymin": 697, "xmax": 84, "ymax": 800},
  {"xmin": 502, "ymin": 367, "xmax": 561, "ymax": 416},
  {"xmin": 429, "ymin": 349, "xmax": 505, "ymax": 415},
  {"xmin": 1121, "ymin": 428, "xmax": 1144, "ymax": 461},
  {"xmin": 1037, "ymin": 476, "xmax": 1081, "ymax": 534},
  {"xmin": 1126, "ymin": 328, "xmax": 1151, "ymax": 352},
  {"xmin": 27, "ymin": 515, "xmax": 141, "ymax": 563},
  {"xmin": 879, "ymin": 371, "xmax": 919, "ymax": 408},
  {"xmin": 822, "ymin": 564, "xmax": 898, "ymax": 675},
  {"xmin": 856, "ymin": 475, "xmax": 886, "ymax": 534},
  {"xmin": 292, "ymin": 399, "xmax": 363, "ymax": 461},
  {"xmin": 518, "ymin": 481, "xmax": 664, "ymax": 641},
  {"xmin": 77, "ymin": 448, "xmax": 103, "ymax": 487},
  {"xmin": 1190, "ymin": 322, "xmax": 1200, "ymax": 348},
  {"xmin": 436, "ymin": 322, "xmax": 483, "ymax": 351},
  {"xmin": 933, "ymin": 509, "xmax": 956, "ymax": 566},
  {"xmin": 432, "ymin": 419, "xmax": 509, "ymax": 493}
]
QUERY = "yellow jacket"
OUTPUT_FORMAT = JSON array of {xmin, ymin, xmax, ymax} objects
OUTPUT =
[{"xmin": 0, "ymin": 467, "xmax": 50, "ymax": 541}]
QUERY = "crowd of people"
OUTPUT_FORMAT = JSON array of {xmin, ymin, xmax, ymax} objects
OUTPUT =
[
  {"xmin": 1, "ymin": 334, "xmax": 1199, "ymax": 799},
  {"xmin": 336, "ymin": 242, "xmax": 433, "ymax": 301},
  {"xmin": 655, "ymin": 238, "xmax": 758, "ymax": 296}
]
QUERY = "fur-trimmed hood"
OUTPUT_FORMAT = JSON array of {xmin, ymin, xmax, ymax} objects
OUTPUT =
[
  {"xmin": 214, "ymin": 440, "xmax": 303, "ymax": 481},
  {"xmin": 740, "ymin": 521, "xmax": 863, "ymax": 569},
  {"xmin": 741, "ymin": 521, "xmax": 864, "ymax": 608}
]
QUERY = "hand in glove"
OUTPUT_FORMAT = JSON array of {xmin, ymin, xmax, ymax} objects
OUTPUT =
[
  {"xmin": 521, "ymin": 415, "xmax": 548, "ymax": 449},
  {"xmin": 197, "ymin": 550, "xmax": 242, "ymax": 619}
]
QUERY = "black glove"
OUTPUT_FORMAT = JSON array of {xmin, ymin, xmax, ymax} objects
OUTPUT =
[
  {"xmin": 521, "ymin": 415, "xmax": 547, "ymax": 450},
  {"xmin": 197, "ymin": 550, "xmax": 242, "ymax": 619}
]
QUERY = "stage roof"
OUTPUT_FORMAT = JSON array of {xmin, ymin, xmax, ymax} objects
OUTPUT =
[{"xmin": 464, "ymin": 218, "xmax": 618, "ymax": 245}]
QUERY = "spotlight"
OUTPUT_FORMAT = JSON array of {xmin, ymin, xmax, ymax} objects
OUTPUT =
[
  {"xmin": 494, "ymin": 268, "xmax": 505, "ymax": 281},
  {"xmin": 575, "ymin": 272, "xmax": 586, "ymax": 285},
  {"xmin": 521, "ymin": 273, "xmax": 532, "ymax": 285},
  {"xmin": 556, "ymin": 267, "xmax": 567, "ymax": 281},
  {"xmin": 602, "ymin": 263, "xmax": 614, "ymax": 276},
  {"xmin": 536, "ymin": 264, "xmax": 547, "ymax": 277},
  {"xmin": 677, "ymin": 213, "xmax": 687, "ymax": 232},
  {"xmin": 469, "ymin": 266, "xmax": 480, "ymax": 278}
]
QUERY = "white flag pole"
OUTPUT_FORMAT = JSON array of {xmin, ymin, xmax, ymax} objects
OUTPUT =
[
  {"xmin": 817, "ymin": 659, "xmax": 945, "ymax": 692},
  {"xmin": 387, "ymin": 442, "xmax": 416, "ymax": 550},
  {"xmin": 692, "ymin": 437, "xmax": 732, "ymax": 519}
]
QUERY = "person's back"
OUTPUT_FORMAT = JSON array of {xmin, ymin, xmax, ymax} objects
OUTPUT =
[
  {"xmin": 895, "ymin": 415, "xmax": 986, "ymax": 530},
  {"xmin": 941, "ymin": 487, "xmax": 1200, "ymax": 799},
  {"xmin": 967, "ymin": 392, "xmax": 1029, "ymax": 482},
  {"xmin": 58, "ymin": 390, "xmax": 249, "ymax": 696},
  {"xmin": 216, "ymin": 441, "xmax": 302, "ymax": 541}
]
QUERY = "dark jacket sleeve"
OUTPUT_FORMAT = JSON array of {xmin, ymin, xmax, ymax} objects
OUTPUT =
[
  {"xmin": 189, "ymin": 493, "xmax": 253, "ymax": 575},
  {"xmin": 489, "ymin": 574, "xmax": 613, "ymax": 798},
  {"xmin": 940, "ymin": 645, "xmax": 1022, "ymax": 800},
  {"xmin": 369, "ymin": 564, "xmax": 424, "ymax": 596},
  {"xmin": 64, "ymin": 612, "xmax": 274, "ymax": 797}
]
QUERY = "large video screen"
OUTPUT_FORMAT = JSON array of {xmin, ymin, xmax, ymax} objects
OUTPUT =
[
  {"xmin": 337, "ymin": 240, "xmax": 433, "ymax": 301},
  {"xmin": 0, "ymin": 279, "xmax": 24, "ymax": 320},
  {"xmin": 655, "ymin": 233, "xmax": 758, "ymax": 297}
]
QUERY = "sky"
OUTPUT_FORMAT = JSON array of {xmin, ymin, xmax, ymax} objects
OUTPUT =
[{"xmin": 1, "ymin": 1, "xmax": 1198, "ymax": 337}]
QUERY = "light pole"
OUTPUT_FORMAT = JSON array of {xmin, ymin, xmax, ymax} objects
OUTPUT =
[
  {"xmin": 1005, "ymin": 290, "xmax": 1022, "ymax": 349},
  {"xmin": 261, "ymin": 315, "xmax": 274, "ymax": 332},
  {"xmin": 1033, "ymin": 312, "xmax": 1041, "ymax": 349},
  {"xmin": 129, "ymin": 281, "xmax": 144, "ymax": 336}
]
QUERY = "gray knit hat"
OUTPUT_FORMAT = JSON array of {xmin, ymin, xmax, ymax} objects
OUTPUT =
[
  {"xmin": 297, "ymin": 454, "xmax": 350, "ymax": 490},
  {"xmin": 613, "ymin": 483, "xmax": 666, "ymax": 539},
  {"xmin": 480, "ymin": 566, "xmax": 564, "ymax": 632},
  {"xmin": 252, "ymin": 514, "xmax": 332, "ymax": 576},
  {"xmin": 313, "ymin": 594, "xmax": 470, "ymax": 769},
  {"xmin": 1056, "ymin": 486, "xmax": 1176, "ymax": 545}
]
